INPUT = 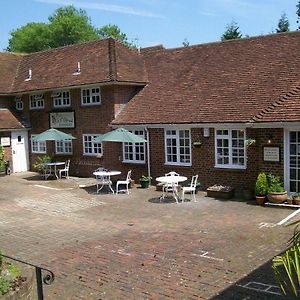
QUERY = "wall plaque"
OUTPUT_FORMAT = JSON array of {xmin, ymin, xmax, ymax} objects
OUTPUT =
[
  {"xmin": 0, "ymin": 137, "xmax": 10, "ymax": 146},
  {"xmin": 50, "ymin": 112, "xmax": 75, "ymax": 128},
  {"xmin": 263, "ymin": 147, "xmax": 280, "ymax": 162}
]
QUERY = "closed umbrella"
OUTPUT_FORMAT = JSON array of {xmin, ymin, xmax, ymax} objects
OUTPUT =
[
  {"xmin": 32, "ymin": 128, "xmax": 76, "ymax": 141},
  {"xmin": 94, "ymin": 128, "xmax": 147, "ymax": 143}
]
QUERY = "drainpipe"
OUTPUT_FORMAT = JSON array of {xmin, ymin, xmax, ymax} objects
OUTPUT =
[{"xmin": 145, "ymin": 127, "xmax": 151, "ymax": 184}]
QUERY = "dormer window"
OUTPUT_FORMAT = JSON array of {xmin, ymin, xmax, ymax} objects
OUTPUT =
[
  {"xmin": 15, "ymin": 95, "xmax": 23, "ymax": 111},
  {"xmin": 52, "ymin": 90, "xmax": 71, "ymax": 107},
  {"xmin": 29, "ymin": 94, "xmax": 44, "ymax": 110}
]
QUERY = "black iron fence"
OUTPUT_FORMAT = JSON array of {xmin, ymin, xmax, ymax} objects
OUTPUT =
[{"xmin": 1, "ymin": 253, "xmax": 54, "ymax": 300}]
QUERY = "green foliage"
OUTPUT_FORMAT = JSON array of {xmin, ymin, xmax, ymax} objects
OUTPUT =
[
  {"xmin": 0, "ymin": 276, "xmax": 10, "ymax": 296},
  {"xmin": 98, "ymin": 24, "xmax": 137, "ymax": 48},
  {"xmin": 255, "ymin": 172, "xmax": 268, "ymax": 196},
  {"xmin": 7, "ymin": 22, "xmax": 50, "ymax": 52},
  {"xmin": 221, "ymin": 21, "xmax": 242, "ymax": 41},
  {"xmin": 268, "ymin": 173, "xmax": 285, "ymax": 193},
  {"xmin": 0, "ymin": 145, "xmax": 5, "ymax": 172},
  {"xmin": 48, "ymin": 6, "xmax": 99, "ymax": 48},
  {"xmin": 292, "ymin": 192, "xmax": 300, "ymax": 200},
  {"xmin": 276, "ymin": 13, "xmax": 290, "ymax": 33},
  {"xmin": 7, "ymin": 5, "xmax": 133, "ymax": 53},
  {"xmin": 273, "ymin": 220, "xmax": 300, "ymax": 296},
  {"xmin": 5, "ymin": 263, "xmax": 21, "ymax": 280},
  {"xmin": 140, "ymin": 175, "xmax": 152, "ymax": 181},
  {"xmin": 33, "ymin": 154, "xmax": 52, "ymax": 173}
]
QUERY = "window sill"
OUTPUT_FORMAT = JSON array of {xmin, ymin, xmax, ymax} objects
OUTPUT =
[
  {"xmin": 122, "ymin": 160, "xmax": 145, "ymax": 165},
  {"xmin": 55, "ymin": 153, "xmax": 73, "ymax": 155},
  {"xmin": 164, "ymin": 162, "xmax": 192, "ymax": 167},
  {"xmin": 214, "ymin": 165, "xmax": 246, "ymax": 170},
  {"xmin": 83, "ymin": 154, "xmax": 102, "ymax": 157},
  {"xmin": 81, "ymin": 103, "xmax": 101, "ymax": 107},
  {"xmin": 30, "ymin": 107, "xmax": 44, "ymax": 110}
]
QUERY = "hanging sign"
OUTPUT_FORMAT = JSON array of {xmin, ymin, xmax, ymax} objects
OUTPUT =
[
  {"xmin": 50, "ymin": 112, "xmax": 75, "ymax": 128},
  {"xmin": 263, "ymin": 147, "xmax": 280, "ymax": 162},
  {"xmin": 0, "ymin": 137, "xmax": 10, "ymax": 146}
]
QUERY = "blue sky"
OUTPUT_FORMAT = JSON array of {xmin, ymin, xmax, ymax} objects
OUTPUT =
[{"xmin": 1, "ymin": 0, "xmax": 298, "ymax": 51}]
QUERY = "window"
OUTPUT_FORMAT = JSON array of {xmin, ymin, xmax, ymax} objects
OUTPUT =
[
  {"xmin": 15, "ymin": 95, "xmax": 23, "ymax": 111},
  {"xmin": 215, "ymin": 129, "xmax": 246, "ymax": 169},
  {"xmin": 81, "ymin": 87, "xmax": 101, "ymax": 105},
  {"xmin": 52, "ymin": 90, "xmax": 71, "ymax": 107},
  {"xmin": 31, "ymin": 135, "xmax": 46, "ymax": 153},
  {"xmin": 165, "ymin": 129, "xmax": 191, "ymax": 166},
  {"xmin": 55, "ymin": 140, "xmax": 72, "ymax": 154},
  {"xmin": 123, "ymin": 130, "xmax": 146, "ymax": 163},
  {"xmin": 29, "ymin": 94, "xmax": 44, "ymax": 109},
  {"xmin": 83, "ymin": 134, "xmax": 102, "ymax": 156}
]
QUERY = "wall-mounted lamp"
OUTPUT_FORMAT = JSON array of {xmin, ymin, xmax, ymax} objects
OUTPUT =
[
  {"xmin": 203, "ymin": 128, "xmax": 210, "ymax": 137},
  {"xmin": 267, "ymin": 134, "xmax": 273, "ymax": 144}
]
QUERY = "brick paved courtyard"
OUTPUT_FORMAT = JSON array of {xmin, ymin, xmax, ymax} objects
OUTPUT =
[{"xmin": 0, "ymin": 172, "xmax": 298, "ymax": 299}]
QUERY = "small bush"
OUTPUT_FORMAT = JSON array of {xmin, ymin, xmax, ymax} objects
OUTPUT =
[
  {"xmin": 33, "ymin": 154, "xmax": 52, "ymax": 173},
  {"xmin": 255, "ymin": 172, "xmax": 268, "ymax": 196},
  {"xmin": 268, "ymin": 173, "xmax": 285, "ymax": 193}
]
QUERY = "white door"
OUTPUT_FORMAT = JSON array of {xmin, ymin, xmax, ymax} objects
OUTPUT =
[{"xmin": 11, "ymin": 130, "xmax": 29, "ymax": 173}]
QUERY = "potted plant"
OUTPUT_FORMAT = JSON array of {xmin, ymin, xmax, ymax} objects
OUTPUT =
[
  {"xmin": 267, "ymin": 173, "xmax": 288, "ymax": 203},
  {"xmin": 139, "ymin": 175, "xmax": 152, "ymax": 188},
  {"xmin": 255, "ymin": 172, "xmax": 268, "ymax": 205},
  {"xmin": 292, "ymin": 192, "xmax": 300, "ymax": 206}
]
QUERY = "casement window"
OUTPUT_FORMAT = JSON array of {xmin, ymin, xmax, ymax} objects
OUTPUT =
[
  {"xmin": 81, "ymin": 87, "xmax": 101, "ymax": 106},
  {"xmin": 55, "ymin": 140, "xmax": 72, "ymax": 154},
  {"xmin": 52, "ymin": 90, "xmax": 71, "ymax": 107},
  {"xmin": 123, "ymin": 130, "xmax": 146, "ymax": 163},
  {"xmin": 29, "ymin": 94, "xmax": 44, "ymax": 109},
  {"xmin": 215, "ymin": 129, "xmax": 246, "ymax": 169},
  {"xmin": 82, "ymin": 134, "xmax": 102, "ymax": 156},
  {"xmin": 31, "ymin": 135, "xmax": 46, "ymax": 153},
  {"xmin": 15, "ymin": 95, "xmax": 23, "ymax": 111},
  {"xmin": 165, "ymin": 129, "xmax": 191, "ymax": 166}
]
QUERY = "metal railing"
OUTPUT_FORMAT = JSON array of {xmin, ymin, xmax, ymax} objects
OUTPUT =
[{"xmin": 1, "ymin": 254, "xmax": 54, "ymax": 300}]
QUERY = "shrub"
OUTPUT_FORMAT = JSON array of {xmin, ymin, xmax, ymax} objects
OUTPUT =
[
  {"xmin": 268, "ymin": 173, "xmax": 285, "ymax": 193},
  {"xmin": 255, "ymin": 172, "xmax": 268, "ymax": 196},
  {"xmin": 33, "ymin": 154, "xmax": 52, "ymax": 173},
  {"xmin": 0, "ymin": 145, "xmax": 5, "ymax": 172}
]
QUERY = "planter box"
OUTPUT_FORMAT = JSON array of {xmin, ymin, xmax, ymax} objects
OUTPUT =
[{"xmin": 207, "ymin": 188, "xmax": 234, "ymax": 199}]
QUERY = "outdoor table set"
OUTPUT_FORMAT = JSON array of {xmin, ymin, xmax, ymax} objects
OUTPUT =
[
  {"xmin": 43, "ymin": 161, "xmax": 65, "ymax": 180},
  {"xmin": 93, "ymin": 169, "xmax": 121, "ymax": 194}
]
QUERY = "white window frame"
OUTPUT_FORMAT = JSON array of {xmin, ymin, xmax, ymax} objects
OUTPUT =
[
  {"xmin": 53, "ymin": 90, "xmax": 71, "ymax": 108},
  {"xmin": 15, "ymin": 100, "xmax": 23, "ymax": 111},
  {"xmin": 55, "ymin": 140, "xmax": 73, "ymax": 154},
  {"xmin": 81, "ymin": 87, "xmax": 101, "ymax": 106},
  {"xmin": 31, "ymin": 135, "xmax": 46, "ymax": 153},
  {"xmin": 82, "ymin": 134, "xmax": 103, "ymax": 156},
  {"xmin": 122, "ymin": 129, "xmax": 146, "ymax": 164},
  {"xmin": 164, "ymin": 129, "xmax": 192, "ymax": 166},
  {"xmin": 214, "ymin": 129, "xmax": 246, "ymax": 169},
  {"xmin": 29, "ymin": 94, "xmax": 44, "ymax": 110}
]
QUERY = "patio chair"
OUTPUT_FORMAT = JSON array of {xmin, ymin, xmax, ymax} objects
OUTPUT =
[
  {"xmin": 96, "ymin": 173, "xmax": 112, "ymax": 193},
  {"xmin": 59, "ymin": 159, "xmax": 70, "ymax": 179},
  {"xmin": 181, "ymin": 175, "xmax": 198, "ymax": 202},
  {"xmin": 162, "ymin": 171, "xmax": 180, "ymax": 198},
  {"xmin": 116, "ymin": 170, "xmax": 132, "ymax": 195}
]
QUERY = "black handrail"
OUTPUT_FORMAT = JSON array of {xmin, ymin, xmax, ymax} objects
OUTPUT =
[{"xmin": 1, "ymin": 254, "xmax": 54, "ymax": 300}]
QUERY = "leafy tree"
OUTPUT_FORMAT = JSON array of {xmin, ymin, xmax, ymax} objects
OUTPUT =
[
  {"xmin": 98, "ymin": 24, "xmax": 137, "ymax": 48},
  {"xmin": 276, "ymin": 13, "xmax": 290, "ymax": 33},
  {"xmin": 7, "ymin": 23, "xmax": 50, "ymax": 52},
  {"xmin": 221, "ymin": 21, "xmax": 242, "ymax": 41},
  {"xmin": 48, "ymin": 6, "xmax": 98, "ymax": 48}
]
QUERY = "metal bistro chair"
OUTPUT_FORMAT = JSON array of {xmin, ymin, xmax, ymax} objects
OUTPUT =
[
  {"xmin": 182, "ymin": 175, "xmax": 199, "ymax": 203},
  {"xmin": 94, "ymin": 167, "xmax": 111, "ymax": 193},
  {"xmin": 116, "ymin": 170, "xmax": 132, "ymax": 195},
  {"xmin": 162, "ymin": 171, "xmax": 180, "ymax": 199},
  {"xmin": 59, "ymin": 159, "xmax": 70, "ymax": 179}
]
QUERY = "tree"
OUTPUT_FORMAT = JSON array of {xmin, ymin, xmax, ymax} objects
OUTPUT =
[
  {"xmin": 221, "ymin": 21, "xmax": 242, "ymax": 41},
  {"xmin": 276, "ymin": 13, "xmax": 290, "ymax": 33},
  {"xmin": 297, "ymin": 1, "xmax": 300, "ymax": 29},
  {"xmin": 48, "ymin": 6, "xmax": 98, "ymax": 48},
  {"xmin": 7, "ymin": 5, "xmax": 134, "ymax": 53},
  {"xmin": 7, "ymin": 23, "xmax": 50, "ymax": 52},
  {"xmin": 97, "ymin": 24, "xmax": 137, "ymax": 48}
]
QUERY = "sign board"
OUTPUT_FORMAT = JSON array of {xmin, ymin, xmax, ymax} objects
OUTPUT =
[
  {"xmin": 0, "ymin": 137, "xmax": 10, "ymax": 146},
  {"xmin": 50, "ymin": 112, "xmax": 75, "ymax": 128},
  {"xmin": 263, "ymin": 147, "xmax": 280, "ymax": 162}
]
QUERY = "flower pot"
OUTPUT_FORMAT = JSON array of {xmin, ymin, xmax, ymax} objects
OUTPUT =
[
  {"xmin": 293, "ymin": 198, "xmax": 300, "ymax": 206},
  {"xmin": 140, "ymin": 180, "xmax": 150, "ymax": 188},
  {"xmin": 256, "ymin": 195, "xmax": 266, "ymax": 206},
  {"xmin": 287, "ymin": 198, "xmax": 294, "ymax": 205},
  {"xmin": 267, "ymin": 191, "xmax": 288, "ymax": 204}
]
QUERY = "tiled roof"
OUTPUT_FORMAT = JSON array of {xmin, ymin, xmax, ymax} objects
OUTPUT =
[
  {"xmin": 0, "ymin": 108, "xmax": 26, "ymax": 130},
  {"xmin": 0, "ymin": 53, "xmax": 22, "ymax": 94},
  {"xmin": 0, "ymin": 39, "xmax": 148, "ymax": 94},
  {"xmin": 113, "ymin": 31, "xmax": 300, "ymax": 125}
]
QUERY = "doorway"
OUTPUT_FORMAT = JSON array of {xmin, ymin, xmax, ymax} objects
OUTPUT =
[{"xmin": 11, "ymin": 130, "xmax": 29, "ymax": 173}]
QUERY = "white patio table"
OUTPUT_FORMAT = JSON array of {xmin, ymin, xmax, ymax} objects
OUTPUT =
[
  {"xmin": 156, "ymin": 175, "xmax": 187, "ymax": 203},
  {"xmin": 93, "ymin": 170, "xmax": 121, "ymax": 194},
  {"xmin": 43, "ymin": 161, "xmax": 65, "ymax": 180}
]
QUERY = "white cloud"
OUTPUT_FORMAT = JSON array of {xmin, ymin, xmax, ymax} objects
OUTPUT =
[{"xmin": 35, "ymin": 0, "xmax": 165, "ymax": 18}]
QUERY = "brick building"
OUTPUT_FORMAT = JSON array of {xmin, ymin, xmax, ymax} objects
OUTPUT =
[{"xmin": 0, "ymin": 32, "xmax": 300, "ymax": 193}]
